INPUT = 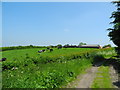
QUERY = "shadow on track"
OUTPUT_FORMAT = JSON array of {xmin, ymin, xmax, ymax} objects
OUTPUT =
[{"xmin": 98, "ymin": 56, "xmax": 120, "ymax": 88}]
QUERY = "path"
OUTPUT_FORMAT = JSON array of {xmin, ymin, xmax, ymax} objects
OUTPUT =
[
  {"xmin": 65, "ymin": 66, "xmax": 98, "ymax": 88},
  {"xmin": 65, "ymin": 61, "xmax": 103, "ymax": 88},
  {"xmin": 76, "ymin": 66, "xmax": 98, "ymax": 88},
  {"xmin": 65, "ymin": 61, "xmax": 120, "ymax": 88}
]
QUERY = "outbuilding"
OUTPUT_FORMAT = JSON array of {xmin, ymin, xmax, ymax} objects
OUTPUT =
[{"xmin": 79, "ymin": 45, "xmax": 102, "ymax": 49}]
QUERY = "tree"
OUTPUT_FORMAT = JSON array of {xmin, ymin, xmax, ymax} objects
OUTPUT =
[
  {"xmin": 63, "ymin": 44, "xmax": 69, "ymax": 48},
  {"xmin": 103, "ymin": 44, "xmax": 111, "ymax": 48},
  {"xmin": 49, "ymin": 45, "xmax": 54, "ymax": 48},
  {"xmin": 57, "ymin": 44, "xmax": 62, "ymax": 49},
  {"xmin": 108, "ymin": 0, "xmax": 120, "ymax": 56},
  {"xmin": 29, "ymin": 45, "xmax": 33, "ymax": 47},
  {"xmin": 78, "ymin": 42, "xmax": 87, "ymax": 46}
]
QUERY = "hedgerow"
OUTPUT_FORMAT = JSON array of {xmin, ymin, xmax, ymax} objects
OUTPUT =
[{"xmin": 0, "ymin": 45, "xmax": 46, "ymax": 51}]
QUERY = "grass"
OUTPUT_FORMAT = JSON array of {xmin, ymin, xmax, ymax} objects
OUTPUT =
[
  {"xmin": 1, "ymin": 48, "xmax": 98, "ymax": 69},
  {"xmin": 2, "ymin": 58, "xmax": 92, "ymax": 88},
  {"xmin": 91, "ymin": 66, "xmax": 113, "ymax": 88},
  {"xmin": 1, "ymin": 47, "xmax": 116, "ymax": 88},
  {"xmin": 1, "ymin": 48, "xmax": 95, "ymax": 61}
]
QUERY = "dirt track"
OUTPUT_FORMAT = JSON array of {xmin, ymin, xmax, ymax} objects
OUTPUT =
[
  {"xmin": 65, "ymin": 66, "xmax": 98, "ymax": 88},
  {"xmin": 76, "ymin": 66, "xmax": 98, "ymax": 88},
  {"xmin": 65, "ymin": 61, "xmax": 120, "ymax": 88}
]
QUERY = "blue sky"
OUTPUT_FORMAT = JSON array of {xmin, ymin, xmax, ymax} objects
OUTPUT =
[
  {"xmin": 2, "ymin": 2, "xmax": 116, "ymax": 47},
  {"xmin": 0, "ymin": 2, "xmax": 2, "ymax": 47}
]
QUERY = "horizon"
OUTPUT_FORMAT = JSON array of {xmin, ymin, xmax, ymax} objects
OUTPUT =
[
  {"xmin": 2, "ymin": 2, "xmax": 116, "ymax": 47},
  {"xmin": 0, "ymin": 43, "xmax": 115, "ymax": 47}
]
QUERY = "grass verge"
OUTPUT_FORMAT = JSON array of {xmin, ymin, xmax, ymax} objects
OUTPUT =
[{"xmin": 91, "ymin": 66, "xmax": 113, "ymax": 88}]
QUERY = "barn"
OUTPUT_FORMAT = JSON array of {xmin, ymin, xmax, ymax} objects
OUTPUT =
[{"xmin": 78, "ymin": 45, "xmax": 102, "ymax": 49}]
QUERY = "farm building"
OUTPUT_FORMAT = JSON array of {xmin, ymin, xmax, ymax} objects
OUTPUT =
[
  {"xmin": 78, "ymin": 45, "xmax": 102, "ymax": 49},
  {"xmin": 104, "ymin": 46, "xmax": 111, "ymax": 48},
  {"xmin": 63, "ymin": 44, "xmax": 102, "ymax": 48}
]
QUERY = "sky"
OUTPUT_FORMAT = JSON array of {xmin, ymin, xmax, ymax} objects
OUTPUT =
[
  {"xmin": 2, "ymin": 2, "xmax": 116, "ymax": 47},
  {"xmin": 1, "ymin": 0, "xmax": 114, "ymax": 2}
]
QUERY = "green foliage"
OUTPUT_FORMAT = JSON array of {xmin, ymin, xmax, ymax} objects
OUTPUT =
[
  {"xmin": 1, "ymin": 48, "xmax": 116, "ymax": 88},
  {"xmin": 48, "ymin": 45, "xmax": 55, "ymax": 48},
  {"xmin": 103, "ymin": 44, "xmax": 111, "ymax": 48},
  {"xmin": 1, "ymin": 45, "xmax": 46, "ymax": 51},
  {"xmin": 115, "ymin": 47, "xmax": 120, "ymax": 57},
  {"xmin": 57, "ymin": 44, "xmax": 62, "ymax": 49},
  {"xmin": 63, "ymin": 44, "xmax": 70, "ymax": 47},
  {"xmin": 108, "ymin": 0, "xmax": 120, "ymax": 55},
  {"xmin": 2, "ymin": 58, "xmax": 92, "ymax": 88},
  {"xmin": 78, "ymin": 42, "xmax": 87, "ymax": 46}
]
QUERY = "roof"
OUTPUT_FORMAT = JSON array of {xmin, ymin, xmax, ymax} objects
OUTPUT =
[
  {"xmin": 79, "ymin": 45, "xmax": 101, "ymax": 48},
  {"xmin": 81, "ymin": 44, "xmax": 100, "ymax": 46}
]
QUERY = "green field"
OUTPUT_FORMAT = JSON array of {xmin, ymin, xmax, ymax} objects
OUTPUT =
[
  {"xmin": 1, "ymin": 48, "xmax": 95, "ymax": 61},
  {"xmin": 1, "ymin": 47, "xmax": 116, "ymax": 88}
]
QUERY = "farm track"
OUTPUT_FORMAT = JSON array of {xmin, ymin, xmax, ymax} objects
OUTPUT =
[
  {"xmin": 65, "ymin": 61, "xmax": 120, "ymax": 88},
  {"xmin": 65, "ymin": 66, "xmax": 98, "ymax": 88},
  {"xmin": 65, "ymin": 61, "xmax": 104, "ymax": 88},
  {"xmin": 109, "ymin": 65, "xmax": 119, "ymax": 88},
  {"xmin": 76, "ymin": 67, "xmax": 98, "ymax": 88}
]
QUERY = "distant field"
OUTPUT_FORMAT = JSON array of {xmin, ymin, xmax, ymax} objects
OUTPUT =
[
  {"xmin": 1, "ymin": 48, "xmax": 96, "ymax": 61},
  {"xmin": 1, "ymin": 47, "xmax": 116, "ymax": 88}
]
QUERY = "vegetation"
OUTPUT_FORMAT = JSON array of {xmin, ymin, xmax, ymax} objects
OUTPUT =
[
  {"xmin": 2, "ymin": 58, "xmax": 92, "ymax": 88},
  {"xmin": 108, "ymin": 0, "xmax": 120, "ymax": 56},
  {"xmin": 1, "ymin": 47, "xmax": 116, "ymax": 88},
  {"xmin": 0, "ymin": 45, "xmax": 46, "ymax": 51},
  {"xmin": 63, "ymin": 44, "xmax": 70, "ymax": 48},
  {"xmin": 1, "ymin": 0, "xmax": 119, "ymax": 88},
  {"xmin": 78, "ymin": 42, "xmax": 87, "ymax": 46},
  {"xmin": 57, "ymin": 44, "xmax": 62, "ymax": 49},
  {"xmin": 103, "ymin": 44, "xmax": 111, "ymax": 48},
  {"xmin": 107, "ymin": 1, "xmax": 120, "ymax": 82},
  {"xmin": 91, "ymin": 66, "xmax": 113, "ymax": 88}
]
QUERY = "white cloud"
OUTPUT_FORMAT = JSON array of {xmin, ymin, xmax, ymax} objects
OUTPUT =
[{"xmin": 64, "ymin": 29, "xmax": 70, "ymax": 32}]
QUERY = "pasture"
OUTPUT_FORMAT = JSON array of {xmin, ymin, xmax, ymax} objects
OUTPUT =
[
  {"xmin": 1, "ymin": 47, "xmax": 116, "ymax": 88},
  {"xmin": 1, "ymin": 48, "xmax": 95, "ymax": 61}
]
